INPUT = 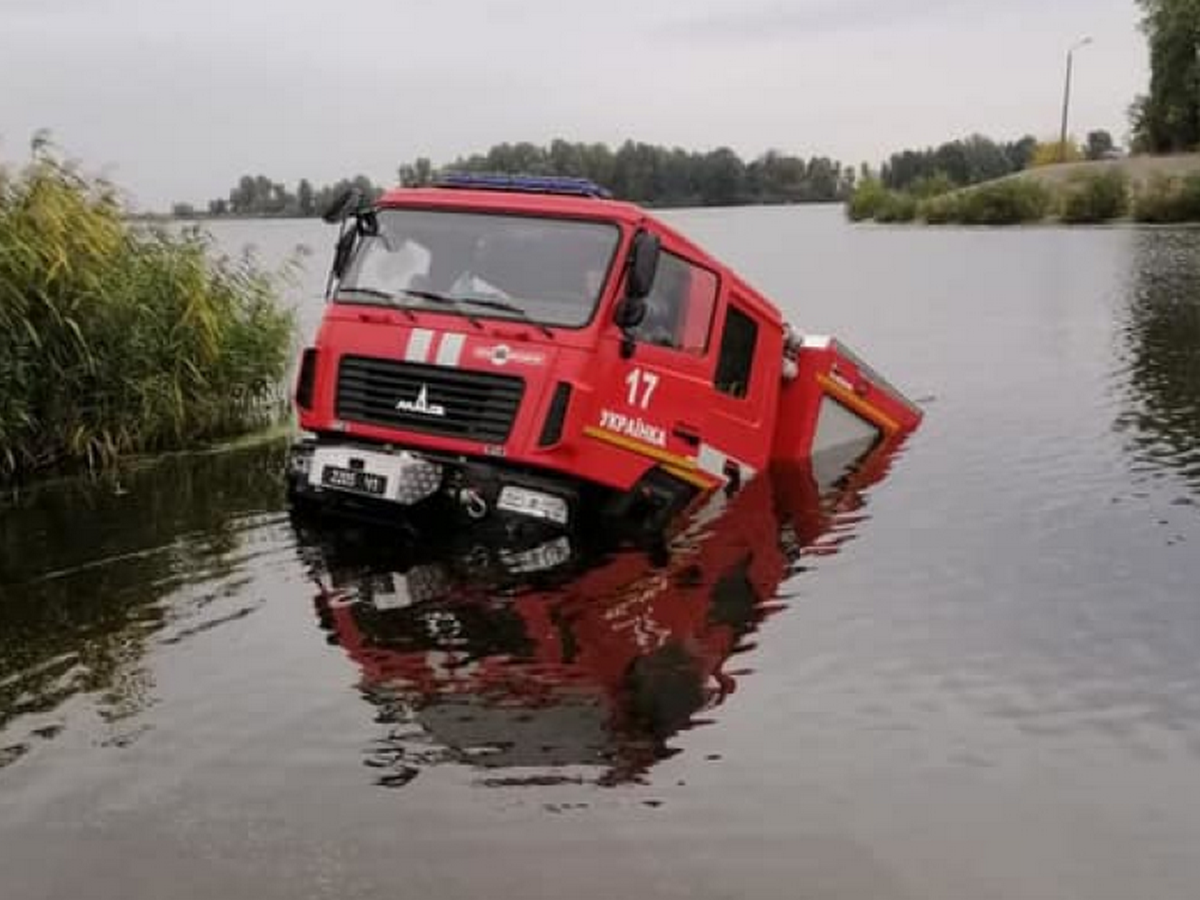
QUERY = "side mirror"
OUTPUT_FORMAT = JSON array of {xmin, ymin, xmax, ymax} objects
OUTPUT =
[
  {"xmin": 321, "ymin": 187, "xmax": 364, "ymax": 224},
  {"xmin": 331, "ymin": 228, "xmax": 357, "ymax": 280},
  {"xmin": 356, "ymin": 209, "xmax": 379, "ymax": 237},
  {"xmin": 626, "ymin": 229, "xmax": 660, "ymax": 300},
  {"xmin": 614, "ymin": 296, "xmax": 647, "ymax": 330}
]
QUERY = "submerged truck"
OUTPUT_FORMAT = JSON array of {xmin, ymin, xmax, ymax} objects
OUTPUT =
[{"xmin": 287, "ymin": 173, "xmax": 921, "ymax": 535}]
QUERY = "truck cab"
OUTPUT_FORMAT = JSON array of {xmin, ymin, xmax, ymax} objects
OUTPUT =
[{"xmin": 287, "ymin": 173, "xmax": 921, "ymax": 537}]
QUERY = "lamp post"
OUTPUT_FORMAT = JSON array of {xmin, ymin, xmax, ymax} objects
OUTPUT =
[{"xmin": 1059, "ymin": 36, "xmax": 1093, "ymax": 162}]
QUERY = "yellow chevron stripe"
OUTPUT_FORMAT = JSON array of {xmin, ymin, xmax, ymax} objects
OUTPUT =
[
  {"xmin": 582, "ymin": 426, "xmax": 718, "ymax": 489},
  {"xmin": 583, "ymin": 426, "xmax": 697, "ymax": 469},
  {"xmin": 817, "ymin": 373, "xmax": 900, "ymax": 435}
]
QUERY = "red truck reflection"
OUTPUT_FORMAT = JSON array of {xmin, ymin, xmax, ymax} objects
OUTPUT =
[{"xmin": 299, "ymin": 433, "xmax": 908, "ymax": 787}]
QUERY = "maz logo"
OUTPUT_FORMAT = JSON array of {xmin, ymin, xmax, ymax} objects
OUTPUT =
[{"xmin": 396, "ymin": 385, "xmax": 446, "ymax": 417}]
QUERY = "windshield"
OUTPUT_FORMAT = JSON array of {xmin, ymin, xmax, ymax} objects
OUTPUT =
[{"xmin": 337, "ymin": 208, "xmax": 621, "ymax": 328}]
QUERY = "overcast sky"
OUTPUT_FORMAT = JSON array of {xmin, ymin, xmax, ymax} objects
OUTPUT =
[{"xmin": 1, "ymin": 0, "xmax": 1148, "ymax": 210}]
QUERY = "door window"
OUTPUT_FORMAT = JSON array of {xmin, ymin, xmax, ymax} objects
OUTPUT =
[
  {"xmin": 632, "ymin": 251, "xmax": 717, "ymax": 354},
  {"xmin": 714, "ymin": 304, "xmax": 758, "ymax": 399}
]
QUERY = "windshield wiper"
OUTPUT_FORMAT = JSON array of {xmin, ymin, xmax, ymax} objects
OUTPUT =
[
  {"xmin": 397, "ymin": 289, "xmax": 484, "ymax": 329},
  {"xmin": 456, "ymin": 296, "xmax": 554, "ymax": 339},
  {"xmin": 338, "ymin": 286, "xmax": 394, "ymax": 301},
  {"xmin": 336, "ymin": 286, "xmax": 417, "ymax": 320}
]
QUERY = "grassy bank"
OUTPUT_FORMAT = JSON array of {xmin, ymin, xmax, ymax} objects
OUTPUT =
[
  {"xmin": 849, "ymin": 154, "xmax": 1200, "ymax": 226},
  {"xmin": 0, "ymin": 143, "xmax": 296, "ymax": 482}
]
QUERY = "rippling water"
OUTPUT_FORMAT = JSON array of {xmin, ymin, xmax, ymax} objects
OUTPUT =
[{"xmin": 2, "ymin": 210, "xmax": 1199, "ymax": 900}]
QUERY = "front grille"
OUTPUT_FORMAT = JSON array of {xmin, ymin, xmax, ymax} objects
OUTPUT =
[{"xmin": 336, "ymin": 355, "xmax": 524, "ymax": 444}]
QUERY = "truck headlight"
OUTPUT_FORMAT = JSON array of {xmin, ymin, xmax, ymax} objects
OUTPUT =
[
  {"xmin": 496, "ymin": 486, "xmax": 569, "ymax": 525},
  {"xmin": 289, "ymin": 444, "xmax": 313, "ymax": 475}
]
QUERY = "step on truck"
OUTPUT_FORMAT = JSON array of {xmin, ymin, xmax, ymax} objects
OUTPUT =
[{"xmin": 287, "ymin": 173, "xmax": 922, "ymax": 537}]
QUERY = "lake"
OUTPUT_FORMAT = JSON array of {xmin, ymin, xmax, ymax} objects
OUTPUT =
[{"xmin": 2, "ymin": 207, "xmax": 1199, "ymax": 900}]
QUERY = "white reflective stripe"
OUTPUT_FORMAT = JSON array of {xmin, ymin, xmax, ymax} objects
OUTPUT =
[
  {"xmin": 694, "ymin": 443, "xmax": 757, "ymax": 483},
  {"xmin": 697, "ymin": 444, "xmax": 727, "ymax": 479},
  {"xmin": 801, "ymin": 335, "xmax": 831, "ymax": 349},
  {"xmin": 435, "ymin": 333, "xmax": 465, "ymax": 367},
  {"xmin": 405, "ymin": 328, "xmax": 434, "ymax": 362}
]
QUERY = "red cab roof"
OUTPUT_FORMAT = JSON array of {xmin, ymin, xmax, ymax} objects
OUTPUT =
[{"xmin": 376, "ymin": 185, "xmax": 783, "ymax": 327}]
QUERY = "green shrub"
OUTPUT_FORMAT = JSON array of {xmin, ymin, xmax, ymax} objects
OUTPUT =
[
  {"xmin": 846, "ymin": 178, "xmax": 892, "ymax": 221},
  {"xmin": 916, "ymin": 192, "xmax": 961, "ymax": 225},
  {"xmin": 1132, "ymin": 172, "xmax": 1200, "ymax": 224},
  {"xmin": 907, "ymin": 173, "xmax": 957, "ymax": 200},
  {"xmin": 1059, "ymin": 169, "xmax": 1130, "ymax": 223},
  {"xmin": 0, "ymin": 142, "xmax": 296, "ymax": 480},
  {"xmin": 873, "ymin": 192, "xmax": 918, "ymax": 223},
  {"xmin": 952, "ymin": 179, "xmax": 1052, "ymax": 225}
]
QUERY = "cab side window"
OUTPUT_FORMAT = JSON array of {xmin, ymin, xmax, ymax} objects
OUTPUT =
[
  {"xmin": 633, "ymin": 251, "xmax": 717, "ymax": 354},
  {"xmin": 715, "ymin": 304, "xmax": 758, "ymax": 399}
]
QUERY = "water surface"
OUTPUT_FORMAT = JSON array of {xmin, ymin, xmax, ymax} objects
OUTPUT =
[{"xmin": 2, "ymin": 209, "xmax": 1199, "ymax": 900}]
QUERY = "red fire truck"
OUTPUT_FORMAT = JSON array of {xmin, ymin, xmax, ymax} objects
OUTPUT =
[
  {"xmin": 301, "ymin": 431, "xmax": 904, "ymax": 786},
  {"xmin": 287, "ymin": 173, "xmax": 921, "ymax": 536}
]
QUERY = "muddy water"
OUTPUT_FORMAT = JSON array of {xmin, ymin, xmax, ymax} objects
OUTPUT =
[{"xmin": 2, "ymin": 210, "xmax": 1200, "ymax": 900}]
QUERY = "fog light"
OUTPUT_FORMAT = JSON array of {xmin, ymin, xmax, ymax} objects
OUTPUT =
[
  {"xmin": 496, "ymin": 486, "xmax": 569, "ymax": 525},
  {"xmin": 290, "ymin": 447, "xmax": 313, "ymax": 475}
]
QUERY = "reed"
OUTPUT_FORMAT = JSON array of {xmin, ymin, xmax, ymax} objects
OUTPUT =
[
  {"xmin": 1058, "ymin": 169, "xmax": 1130, "ymax": 224},
  {"xmin": 1131, "ymin": 172, "xmax": 1200, "ymax": 224},
  {"xmin": 0, "ymin": 140, "xmax": 296, "ymax": 481}
]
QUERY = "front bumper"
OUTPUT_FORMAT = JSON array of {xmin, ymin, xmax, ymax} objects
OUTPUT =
[{"xmin": 287, "ymin": 438, "xmax": 579, "ymax": 533}]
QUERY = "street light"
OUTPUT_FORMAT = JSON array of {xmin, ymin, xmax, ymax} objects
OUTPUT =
[{"xmin": 1059, "ymin": 36, "xmax": 1093, "ymax": 162}]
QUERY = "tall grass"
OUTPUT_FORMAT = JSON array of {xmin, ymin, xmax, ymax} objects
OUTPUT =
[
  {"xmin": 849, "ymin": 166, "xmax": 1200, "ymax": 226},
  {"xmin": 915, "ymin": 180, "xmax": 1052, "ymax": 226},
  {"xmin": 1058, "ymin": 169, "xmax": 1130, "ymax": 224},
  {"xmin": 0, "ymin": 140, "xmax": 296, "ymax": 481},
  {"xmin": 1131, "ymin": 173, "xmax": 1200, "ymax": 224}
]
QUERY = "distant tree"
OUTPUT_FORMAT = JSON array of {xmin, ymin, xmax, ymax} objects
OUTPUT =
[
  {"xmin": 548, "ymin": 139, "xmax": 586, "ymax": 177},
  {"xmin": 698, "ymin": 147, "xmax": 746, "ymax": 205},
  {"xmin": 266, "ymin": 181, "xmax": 291, "ymax": 215},
  {"xmin": 171, "ymin": 202, "xmax": 197, "ymax": 218},
  {"xmin": 1132, "ymin": 0, "xmax": 1200, "ymax": 152},
  {"xmin": 297, "ymin": 178, "xmax": 315, "ymax": 216},
  {"xmin": 1004, "ymin": 135, "xmax": 1039, "ymax": 171},
  {"xmin": 398, "ymin": 157, "xmax": 433, "ymax": 187},
  {"xmin": 840, "ymin": 164, "xmax": 857, "ymax": 196},
  {"xmin": 1086, "ymin": 130, "xmax": 1117, "ymax": 160},
  {"xmin": 802, "ymin": 157, "xmax": 840, "ymax": 202},
  {"xmin": 880, "ymin": 134, "xmax": 1033, "ymax": 190}
]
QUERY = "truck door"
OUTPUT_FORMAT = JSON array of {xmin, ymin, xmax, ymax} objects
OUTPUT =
[
  {"xmin": 705, "ymin": 292, "xmax": 774, "ymax": 486},
  {"xmin": 593, "ymin": 244, "xmax": 720, "ymax": 486}
]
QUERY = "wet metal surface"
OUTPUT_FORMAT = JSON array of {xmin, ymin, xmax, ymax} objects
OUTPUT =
[{"xmin": 2, "ymin": 211, "xmax": 1200, "ymax": 899}]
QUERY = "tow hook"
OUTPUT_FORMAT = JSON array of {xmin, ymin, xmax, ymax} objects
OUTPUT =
[{"xmin": 458, "ymin": 487, "xmax": 489, "ymax": 520}]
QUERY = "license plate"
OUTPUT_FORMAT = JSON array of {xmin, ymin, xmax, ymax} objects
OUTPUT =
[{"xmin": 321, "ymin": 465, "xmax": 387, "ymax": 496}]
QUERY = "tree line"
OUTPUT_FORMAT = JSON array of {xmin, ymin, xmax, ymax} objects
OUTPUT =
[
  {"xmin": 399, "ymin": 139, "xmax": 856, "ymax": 206},
  {"xmin": 180, "ymin": 140, "xmax": 857, "ymax": 216},
  {"xmin": 174, "ymin": 174, "xmax": 384, "ymax": 219},
  {"xmin": 878, "ymin": 132, "xmax": 1117, "ymax": 193}
]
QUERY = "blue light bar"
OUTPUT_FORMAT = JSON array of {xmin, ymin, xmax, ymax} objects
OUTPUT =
[{"xmin": 433, "ymin": 172, "xmax": 613, "ymax": 199}]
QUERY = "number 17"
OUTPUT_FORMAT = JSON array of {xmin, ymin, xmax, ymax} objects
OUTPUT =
[{"xmin": 625, "ymin": 368, "xmax": 659, "ymax": 409}]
